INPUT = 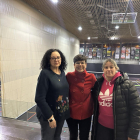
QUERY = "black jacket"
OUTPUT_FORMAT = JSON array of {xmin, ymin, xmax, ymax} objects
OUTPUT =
[{"xmin": 91, "ymin": 71, "xmax": 140, "ymax": 140}]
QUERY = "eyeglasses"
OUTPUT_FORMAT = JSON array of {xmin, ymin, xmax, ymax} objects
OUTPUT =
[{"xmin": 50, "ymin": 56, "xmax": 61, "ymax": 61}]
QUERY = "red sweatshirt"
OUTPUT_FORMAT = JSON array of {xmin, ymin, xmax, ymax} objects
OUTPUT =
[{"xmin": 98, "ymin": 72, "xmax": 122, "ymax": 129}]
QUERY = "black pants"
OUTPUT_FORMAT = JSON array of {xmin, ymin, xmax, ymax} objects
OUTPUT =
[
  {"xmin": 96, "ymin": 123, "xmax": 114, "ymax": 140},
  {"xmin": 38, "ymin": 116, "xmax": 64, "ymax": 140},
  {"xmin": 66, "ymin": 117, "xmax": 91, "ymax": 140}
]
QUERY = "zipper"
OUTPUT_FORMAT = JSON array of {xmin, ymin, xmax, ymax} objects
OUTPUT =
[
  {"xmin": 93, "ymin": 81, "xmax": 101, "ymax": 138},
  {"xmin": 113, "ymin": 83, "xmax": 117, "ymax": 140}
]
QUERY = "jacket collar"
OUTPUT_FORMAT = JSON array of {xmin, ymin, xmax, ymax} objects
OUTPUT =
[
  {"xmin": 116, "ymin": 71, "xmax": 129, "ymax": 84},
  {"xmin": 74, "ymin": 69, "xmax": 87, "ymax": 77},
  {"xmin": 97, "ymin": 71, "xmax": 128, "ymax": 84}
]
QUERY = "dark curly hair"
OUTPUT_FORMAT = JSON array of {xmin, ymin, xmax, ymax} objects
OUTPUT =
[{"xmin": 40, "ymin": 49, "xmax": 67, "ymax": 71}]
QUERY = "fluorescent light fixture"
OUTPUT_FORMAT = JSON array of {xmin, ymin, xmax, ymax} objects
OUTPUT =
[
  {"xmin": 111, "ymin": 37, "xmax": 115, "ymax": 40},
  {"xmin": 115, "ymin": 25, "xmax": 119, "ymax": 29},
  {"xmin": 87, "ymin": 37, "xmax": 90, "ymax": 40},
  {"xmin": 109, "ymin": 36, "xmax": 120, "ymax": 40},
  {"xmin": 138, "ymin": 36, "xmax": 140, "ymax": 39},
  {"xmin": 78, "ymin": 26, "xmax": 82, "ymax": 31},
  {"xmin": 51, "ymin": 0, "xmax": 58, "ymax": 3}
]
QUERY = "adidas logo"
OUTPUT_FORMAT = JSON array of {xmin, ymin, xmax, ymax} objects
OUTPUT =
[
  {"xmin": 99, "ymin": 89, "xmax": 113, "ymax": 100},
  {"xmin": 99, "ymin": 89, "xmax": 113, "ymax": 107}
]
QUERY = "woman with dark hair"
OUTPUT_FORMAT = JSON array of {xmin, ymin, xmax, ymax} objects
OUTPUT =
[
  {"xmin": 66, "ymin": 54, "xmax": 96, "ymax": 140},
  {"xmin": 35, "ymin": 49, "xmax": 70, "ymax": 140},
  {"xmin": 91, "ymin": 58, "xmax": 140, "ymax": 140}
]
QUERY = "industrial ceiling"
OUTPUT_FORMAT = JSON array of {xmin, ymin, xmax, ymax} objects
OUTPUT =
[{"xmin": 22, "ymin": 0, "xmax": 140, "ymax": 44}]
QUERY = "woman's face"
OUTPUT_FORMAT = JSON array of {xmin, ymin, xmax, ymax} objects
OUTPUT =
[
  {"xmin": 50, "ymin": 51, "xmax": 61, "ymax": 68},
  {"xmin": 103, "ymin": 61, "xmax": 117, "ymax": 79},
  {"xmin": 74, "ymin": 60, "xmax": 87, "ymax": 72}
]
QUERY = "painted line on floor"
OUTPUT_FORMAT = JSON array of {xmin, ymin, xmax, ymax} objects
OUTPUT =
[
  {"xmin": 28, "ymin": 112, "xmax": 36, "ymax": 113},
  {"xmin": 27, "ymin": 113, "xmax": 36, "ymax": 121}
]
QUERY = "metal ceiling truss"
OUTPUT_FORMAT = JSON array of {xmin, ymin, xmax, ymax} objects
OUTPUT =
[{"xmin": 22, "ymin": 0, "xmax": 140, "ymax": 43}]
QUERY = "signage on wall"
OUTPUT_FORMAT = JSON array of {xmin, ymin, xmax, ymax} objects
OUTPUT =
[
  {"xmin": 121, "ymin": 46, "xmax": 126, "ymax": 59},
  {"xmin": 97, "ymin": 48, "xmax": 101, "ymax": 59},
  {"xmin": 80, "ymin": 44, "xmax": 140, "ymax": 62},
  {"xmin": 85, "ymin": 46, "xmax": 89, "ymax": 58},
  {"xmin": 103, "ymin": 48, "xmax": 107, "ymax": 59},
  {"xmin": 93, "ymin": 47, "xmax": 97, "ymax": 58},
  {"xmin": 126, "ymin": 47, "xmax": 130, "ymax": 59},
  {"xmin": 131, "ymin": 47, "xmax": 135, "ymax": 59},
  {"xmin": 88, "ymin": 48, "xmax": 93, "ymax": 58},
  {"xmin": 134, "ymin": 45, "xmax": 140, "ymax": 60},
  {"xmin": 107, "ymin": 46, "xmax": 112, "ymax": 58},
  {"xmin": 79, "ymin": 47, "xmax": 84, "ymax": 55},
  {"xmin": 111, "ymin": 47, "xmax": 116, "ymax": 59},
  {"xmin": 115, "ymin": 46, "xmax": 120, "ymax": 59}
]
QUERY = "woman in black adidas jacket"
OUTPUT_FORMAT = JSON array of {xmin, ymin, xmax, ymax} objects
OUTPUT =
[{"xmin": 91, "ymin": 58, "xmax": 140, "ymax": 140}]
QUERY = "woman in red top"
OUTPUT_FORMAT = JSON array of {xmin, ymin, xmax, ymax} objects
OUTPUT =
[{"xmin": 66, "ymin": 54, "xmax": 96, "ymax": 140}]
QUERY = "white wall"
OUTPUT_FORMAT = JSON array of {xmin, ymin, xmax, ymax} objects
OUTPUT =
[{"xmin": 0, "ymin": 0, "xmax": 79, "ymax": 118}]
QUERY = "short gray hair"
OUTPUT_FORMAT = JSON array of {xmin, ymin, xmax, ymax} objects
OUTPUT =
[{"xmin": 102, "ymin": 58, "xmax": 119, "ymax": 71}]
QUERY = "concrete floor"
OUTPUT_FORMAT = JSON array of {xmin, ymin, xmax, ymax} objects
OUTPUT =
[
  {"xmin": 0, "ymin": 117, "xmax": 91, "ymax": 140},
  {"xmin": 0, "ymin": 117, "xmax": 140, "ymax": 140}
]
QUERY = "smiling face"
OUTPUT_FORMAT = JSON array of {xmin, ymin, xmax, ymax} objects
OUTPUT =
[
  {"xmin": 50, "ymin": 51, "xmax": 61, "ymax": 69},
  {"xmin": 103, "ymin": 61, "xmax": 117, "ymax": 80},
  {"xmin": 74, "ymin": 60, "xmax": 87, "ymax": 72}
]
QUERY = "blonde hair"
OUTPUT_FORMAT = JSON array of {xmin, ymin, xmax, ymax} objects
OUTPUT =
[{"xmin": 102, "ymin": 58, "xmax": 119, "ymax": 71}]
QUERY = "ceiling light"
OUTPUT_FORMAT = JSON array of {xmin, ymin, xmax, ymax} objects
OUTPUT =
[
  {"xmin": 109, "ymin": 37, "xmax": 115, "ymax": 40},
  {"xmin": 78, "ymin": 26, "xmax": 82, "ymax": 31},
  {"xmin": 51, "ymin": 0, "xmax": 58, "ymax": 3},
  {"xmin": 138, "ymin": 36, "xmax": 140, "ymax": 39},
  {"xmin": 115, "ymin": 25, "xmax": 119, "ymax": 29},
  {"xmin": 111, "ymin": 37, "xmax": 115, "ymax": 40},
  {"xmin": 87, "ymin": 37, "xmax": 90, "ymax": 40},
  {"xmin": 109, "ymin": 36, "xmax": 120, "ymax": 40}
]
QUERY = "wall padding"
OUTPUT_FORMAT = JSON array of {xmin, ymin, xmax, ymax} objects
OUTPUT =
[{"xmin": 0, "ymin": 0, "xmax": 79, "ymax": 118}]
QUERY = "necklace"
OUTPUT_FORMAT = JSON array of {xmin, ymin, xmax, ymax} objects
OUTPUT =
[
  {"xmin": 57, "ymin": 77, "xmax": 60, "ymax": 81},
  {"xmin": 50, "ymin": 68, "xmax": 61, "ymax": 81},
  {"xmin": 55, "ymin": 73, "xmax": 61, "ymax": 81}
]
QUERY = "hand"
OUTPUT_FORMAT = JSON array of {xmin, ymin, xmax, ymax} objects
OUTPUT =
[
  {"xmin": 128, "ymin": 137, "xmax": 135, "ymax": 140},
  {"xmin": 49, "ymin": 119, "xmax": 56, "ymax": 128}
]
